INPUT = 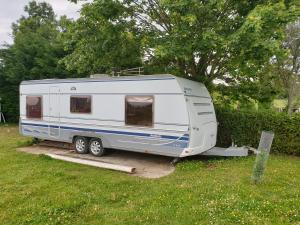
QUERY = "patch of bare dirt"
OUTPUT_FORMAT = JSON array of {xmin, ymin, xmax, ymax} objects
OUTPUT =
[{"xmin": 17, "ymin": 144, "xmax": 175, "ymax": 179}]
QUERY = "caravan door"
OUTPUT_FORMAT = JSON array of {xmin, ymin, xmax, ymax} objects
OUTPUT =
[{"xmin": 48, "ymin": 86, "xmax": 60, "ymax": 138}]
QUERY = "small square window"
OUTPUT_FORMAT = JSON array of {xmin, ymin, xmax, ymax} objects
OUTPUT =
[
  {"xmin": 70, "ymin": 96, "xmax": 91, "ymax": 113},
  {"xmin": 26, "ymin": 96, "xmax": 42, "ymax": 119}
]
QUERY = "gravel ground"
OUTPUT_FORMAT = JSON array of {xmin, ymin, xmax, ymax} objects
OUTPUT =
[{"xmin": 17, "ymin": 144, "xmax": 175, "ymax": 178}]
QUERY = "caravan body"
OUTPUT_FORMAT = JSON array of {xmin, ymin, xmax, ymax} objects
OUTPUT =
[{"xmin": 19, "ymin": 74, "xmax": 217, "ymax": 157}]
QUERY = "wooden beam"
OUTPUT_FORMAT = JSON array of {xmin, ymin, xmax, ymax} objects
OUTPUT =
[{"xmin": 46, "ymin": 153, "xmax": 136, "ymax": 173}]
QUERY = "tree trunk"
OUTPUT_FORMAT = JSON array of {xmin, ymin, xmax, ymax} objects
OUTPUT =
[{"xmin": 287, "ymin": 92, "xmax": 294, "ymax": 114}]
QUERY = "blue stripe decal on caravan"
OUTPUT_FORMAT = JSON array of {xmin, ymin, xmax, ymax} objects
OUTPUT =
[{"xmin": 21, "ymin": 122, "xmax": 189, "ymax": 141}]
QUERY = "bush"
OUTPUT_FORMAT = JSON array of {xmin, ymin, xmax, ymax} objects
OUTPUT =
[
  {"xmin": 215, "ymin": 107, "xmax": 300, "ymax": 156},
  {"xmin": 0, "ymin": 84, "xmax": 20, "ymax": 122}
]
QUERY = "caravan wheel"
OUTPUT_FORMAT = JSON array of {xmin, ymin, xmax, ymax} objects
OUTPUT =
[
  {"xmin": 89, "ymin": 138, "xmax": 105, "ymax": 157},
  {"xmin": 74, "ymin": 136, "xmax": 89, "ymax": 154}
]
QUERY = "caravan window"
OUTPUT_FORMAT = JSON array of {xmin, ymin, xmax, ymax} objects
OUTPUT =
[
  {"xmin": 26, "ymin": 96, "xmax": 42, "ymax": 119},
  {"xmin": 70, "ymin": 96, "xmax": 91, "ymax": 113},
  {"xmin": 125, "ymin": 96, "xmax": 153, "ymax": 127}
]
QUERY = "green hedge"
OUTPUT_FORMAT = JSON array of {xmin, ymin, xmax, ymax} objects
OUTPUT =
[{"xmin": 215, "ymin": 107, "xmax": 300, "ymax": 156}]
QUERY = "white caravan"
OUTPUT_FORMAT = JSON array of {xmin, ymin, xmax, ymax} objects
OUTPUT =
[{"xmin": 19, "ymin": 74, "xmax": 220, "ymax": 157}]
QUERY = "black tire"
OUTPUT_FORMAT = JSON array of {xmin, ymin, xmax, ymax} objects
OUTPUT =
[
  {"xmin": 89, "ymin": 138, "xmax": 105, "ymax": 157},
  {"xmin": 74, "ymin": 136, "xmax": 89, "ymax": 154}
]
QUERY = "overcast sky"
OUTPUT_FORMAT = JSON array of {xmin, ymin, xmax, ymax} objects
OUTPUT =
[{"xmin": 0, "ymin": 0, "xmax": 87, "ymax": 45}]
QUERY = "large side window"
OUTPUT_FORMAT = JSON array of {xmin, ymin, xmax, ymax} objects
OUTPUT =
[
  {"xmin": 70, "ymin": 96, "xmax": 91, "ymax": 113},
  {"xmin": 125, "ymin": 96, "xmax": 153, "ymax": 127},
  {"xmin": 26, "ymin": 96, "xmax": 42, "ymax": 119}
]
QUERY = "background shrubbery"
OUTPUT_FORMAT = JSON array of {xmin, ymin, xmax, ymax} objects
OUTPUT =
[{"xmin": 215, "ymin": 106, "xmax": 300, "ymax": 156}]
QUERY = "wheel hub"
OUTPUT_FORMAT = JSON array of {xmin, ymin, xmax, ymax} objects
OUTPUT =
[
  {"xmin": 90, "ymin": 141, "xmax": 101, "ymax": 154},
  {"xmin": 76, "ymin": 139, "xmax": 85, "ymax": 152}
]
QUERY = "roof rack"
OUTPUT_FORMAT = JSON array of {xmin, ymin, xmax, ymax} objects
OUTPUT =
[{"xmin": 113, "ymin": 67, "xmax": 144, "ymax": 76}]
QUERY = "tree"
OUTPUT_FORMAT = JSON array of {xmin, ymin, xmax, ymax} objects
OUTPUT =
[
  {"xmin": 61, "ymin": 0, "xmax": 142, "ymax": 74},
  {"xmin": 66, "ymin": 0, "xmax": 298, "ymax": 87},
  {"xmin": 213, "ymin": 67, "xmax": 282, "ymax": 110},
  {"xmin": 138, "ymin": 1, "xmax": 299, "ymax": 84},
  {"xmin": 274, "ymin": 20, "xmax": 300, "ymax": 113},
  {"xmin": 0, "ymin": 1, "xmax": 74, "ymax": 121}
]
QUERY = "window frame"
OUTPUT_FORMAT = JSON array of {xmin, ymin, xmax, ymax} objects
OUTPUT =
[
  {"xmin": 26, "ymin": 95, "xmax": 43, "ymax": 120},
  {"xmin": 70, "ymin": 95, "xmax": 92, "ymax": 114},
  {"xmin": 125, "ymin": 95, "xmax": 154, "ymax": 127}
]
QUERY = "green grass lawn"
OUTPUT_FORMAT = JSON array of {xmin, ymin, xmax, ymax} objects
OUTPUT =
[{"xmin": 0, "ymin": 125, "xmax": 299, "ymax": 225}]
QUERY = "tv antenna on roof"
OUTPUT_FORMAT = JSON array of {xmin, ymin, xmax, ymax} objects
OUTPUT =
[{"xmin": 0, "ymin": 97, "xmax": 6, "ymax": 123}]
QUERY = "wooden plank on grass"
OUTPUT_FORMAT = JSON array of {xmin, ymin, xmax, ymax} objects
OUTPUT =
[{"xmin": 46, "ymin": 153, "xmax": 136, "ymax": 173}]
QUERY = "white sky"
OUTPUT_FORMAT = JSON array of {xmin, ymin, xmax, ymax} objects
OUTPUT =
[{"xmin": 0, "ymin": 0, "xmax": 88, "ymax": 45}]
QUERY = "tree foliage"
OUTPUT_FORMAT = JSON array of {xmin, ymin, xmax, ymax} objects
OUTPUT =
[
  {"xmin": 0, "ymin": 1, "xmax": 74, "ymax": 121},
  {"xmin": 0, "ymin": 0, "xmax": 299, "ymax": 121},
  {"xmin": 61, "ymin": 0, "xmax": 142, "ymax": 74},
  {"xmin": 65, "ymin": 0, "xmax": 299, "ymax": 86}
]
